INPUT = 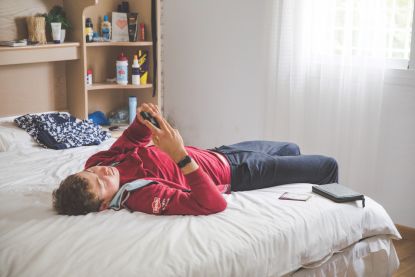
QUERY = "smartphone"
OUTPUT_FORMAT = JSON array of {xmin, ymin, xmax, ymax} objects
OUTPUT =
[{"xmin": 140, "ymin": 111, "xmax": 160, "ymax": 129}]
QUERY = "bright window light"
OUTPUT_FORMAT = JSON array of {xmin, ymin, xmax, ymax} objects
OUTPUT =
[
  {"xmin": 385, "ymin": 0, "xmax": 413, "ymax": 59},
  {"xmin": 332, "ymin": 0, "xmax": 414, "ymax": 67}
]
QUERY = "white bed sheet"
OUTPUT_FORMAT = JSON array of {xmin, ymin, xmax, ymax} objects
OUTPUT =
[{"xmin": 0, "ymin": 143, "xmax": 401, "ymax": 277}]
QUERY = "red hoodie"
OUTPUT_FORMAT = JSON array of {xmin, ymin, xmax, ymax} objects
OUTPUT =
[{"xmin": 85, "ymin": 118, "xmax": 231, "ymax": 215}]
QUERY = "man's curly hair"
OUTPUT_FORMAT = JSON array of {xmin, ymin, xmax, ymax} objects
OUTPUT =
[{"xmin": 52, "ymin": 174, "xmax": 102, "ymax": 215}]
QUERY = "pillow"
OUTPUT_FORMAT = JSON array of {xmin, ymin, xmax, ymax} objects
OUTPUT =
[{"xmin": 0, "ymin": 118, "xmax": 39, "ymax": 152}]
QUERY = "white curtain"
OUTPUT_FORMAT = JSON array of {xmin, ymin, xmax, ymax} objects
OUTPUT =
[{"xmin": 266, "ymin": 0, "xmax": 388, "ymax": 191}]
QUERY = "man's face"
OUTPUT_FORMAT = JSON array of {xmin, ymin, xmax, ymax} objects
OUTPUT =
[{"xmin": 77, "ymin": 166, "xmax": 120, "ymax": 210}]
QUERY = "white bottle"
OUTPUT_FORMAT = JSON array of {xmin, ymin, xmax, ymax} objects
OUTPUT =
[
  {"xmin": 132, "ymin": 55, "xmax": 140, "ymax": 85},
  {"xmin": 86, "ymin": 69, "xmax": 93, "ymax": 85},
  {"xmin": 129, "ymin": 96, "xmax": 137, "ymax": 124},
  {"xmin": 116, "ymin": 52, "xmax": 128, "ymax": 85}
]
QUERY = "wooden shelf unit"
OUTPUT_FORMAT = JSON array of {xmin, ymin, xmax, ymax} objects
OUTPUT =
[
  {"xmin": 64, "ymin": 0, "xmax": 161, "ymax": 120},
  {"xmin": 0, "ymin": 42, "xmax": 80, "ymax": 66}
]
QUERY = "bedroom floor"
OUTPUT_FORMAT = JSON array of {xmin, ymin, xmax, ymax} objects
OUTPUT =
[{"xmin": 393, "ymin": 239, "xmax": 415, "ymax": 276}]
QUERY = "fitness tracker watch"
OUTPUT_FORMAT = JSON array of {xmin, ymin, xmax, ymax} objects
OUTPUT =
[{"xmin": 177, "ymin": 155, "xmax": 192, "ymax": 168}]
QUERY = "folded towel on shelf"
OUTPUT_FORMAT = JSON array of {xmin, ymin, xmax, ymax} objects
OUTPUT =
[{"xmin": 14, "ymin": 112, "xmax": 111, "ymax": 149}]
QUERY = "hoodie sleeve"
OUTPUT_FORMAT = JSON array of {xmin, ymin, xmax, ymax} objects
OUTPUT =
[
  {"xmin": 123, "ymin": 167, "xmax": 227, "ymax": 215},
  {"xmin": 84, "ymin": 118, "xmax": 151, "ymax": 168},
  {"xmin": 109, "ymin": 117, "xmax": 152, "ymax": 151}
]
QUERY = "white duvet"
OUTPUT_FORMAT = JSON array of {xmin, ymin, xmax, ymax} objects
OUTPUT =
[{"xmin": 0, "ymin": 142, "xmax": 401, "ymax": 277}]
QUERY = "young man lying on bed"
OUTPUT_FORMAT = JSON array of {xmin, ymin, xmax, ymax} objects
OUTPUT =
[{"xmin": 53, "ymin": 103, "xmax": 338, "ymax": 216}]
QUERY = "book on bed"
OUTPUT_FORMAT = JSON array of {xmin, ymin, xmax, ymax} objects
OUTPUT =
[{"xmin": 312, "ymin": 183, "xmax": 365, "ymax": 207}]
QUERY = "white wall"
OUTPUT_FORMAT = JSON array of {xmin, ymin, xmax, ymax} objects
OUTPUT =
[
  {"xmin": 375, "ymin": 72, "xmax": 415, "ymax": 227},
  {"xmin": 162, "ymin": 0, "xmax": 415, "ymax": 227},
  {"xmin": 162, "ymin": 0, "xmax": 273, "ymax": 148}
]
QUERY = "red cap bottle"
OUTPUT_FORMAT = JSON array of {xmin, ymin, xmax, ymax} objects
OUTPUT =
[{"xmin": 117, "ymin": 52, "xmax": 128, "ymax": 61}]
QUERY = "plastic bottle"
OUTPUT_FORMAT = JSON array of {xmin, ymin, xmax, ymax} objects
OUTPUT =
[
  {"xmin": 101, "ymin": 15, "xmax": 112, "ymax": 41},
  {"xmin": 85, "ymin": 18, "xmax": 94, "ymax": 43},
  {"xmin": 132, "ymin": 55, "xmax": 140, "ymax": 85},
  {"xmin": 116, "ymin": 52, "xmax": 128, "ymax": 85},
  {"xmin": 140, "ymin": 23, "xmax": 145, "ymax": 41},
  {"xmin": 86, "ymin": 69, "xmax": 93, "ymax": 85},
  {"xmin": 92, "ymin": 32, "xmax": 100, "ymax": 42},
  {"xmin": 129, "ymin": 96, "xmax": 137, "ymax": 124}
]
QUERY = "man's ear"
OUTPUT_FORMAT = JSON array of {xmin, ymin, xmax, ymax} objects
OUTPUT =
[{"xmin": 99, "ymin": 202, "xmax": 109, "ymax": 211}]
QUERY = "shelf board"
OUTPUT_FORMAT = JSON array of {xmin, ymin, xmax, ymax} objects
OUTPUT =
[
  {"xmin": 0, "ymin": 42, "xmax": 80, "ymax": 66},
  {"xmin": 87, "ymin": 83, "xmax": 153, "ymax": 91},
  {"xmin": 86, "ymin": 41, "xmax": 153, "ymax": 47}
]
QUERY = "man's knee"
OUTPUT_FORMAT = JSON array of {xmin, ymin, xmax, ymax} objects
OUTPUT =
[
  {"xmin": 281, "ymin": 142, "xmax": 301, "ymax": 156},
  {"xmin": 322, "ymin": 157, "xmax": 338, "ymax": 183}
]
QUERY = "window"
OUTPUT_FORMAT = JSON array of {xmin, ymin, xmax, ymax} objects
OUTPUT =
[
  {"xmin": 332, "ymin": 0, "xmax": 415, "ymax": 69},
  {"xmin": 385, "ymin": 0, "xmax": 413, "ymax": 60}
]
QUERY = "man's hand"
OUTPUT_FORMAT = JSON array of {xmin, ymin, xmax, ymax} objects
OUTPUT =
[
  {"xmin": 137, "ymin": 103, "xmax": 159, "ymax": 125},
  {"xmin": 137, "ymin": 103, "xmax": 187, "ymax": 163}
]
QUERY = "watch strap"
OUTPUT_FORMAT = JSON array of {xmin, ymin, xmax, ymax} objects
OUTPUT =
[{"xmin": 177, "ymin": 155, "xmax": 192, "ymax": 168}]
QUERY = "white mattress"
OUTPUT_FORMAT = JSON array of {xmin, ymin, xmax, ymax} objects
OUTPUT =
[
  {"xmin": 0, "ymin": 142, "xmax": 401, "ymax": 277},
  {"xmin": 288, "ymin": 235, "xmax": 399, "ymax": 277}
]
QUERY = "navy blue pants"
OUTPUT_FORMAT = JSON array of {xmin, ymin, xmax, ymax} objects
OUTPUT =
[{"xmin": 212, "ymin": 141, "xmax": 338, "ymax": 191}]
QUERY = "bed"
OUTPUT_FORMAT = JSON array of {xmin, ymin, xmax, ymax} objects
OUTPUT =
[{"xmin": 0, "ymin": 116, "xmax": 401, "ymax": 277}]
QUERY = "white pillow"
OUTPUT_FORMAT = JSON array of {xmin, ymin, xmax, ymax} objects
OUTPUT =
[{"xmin": 0, "ymin": 119, "xmax": 39, "ymax": 152}]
